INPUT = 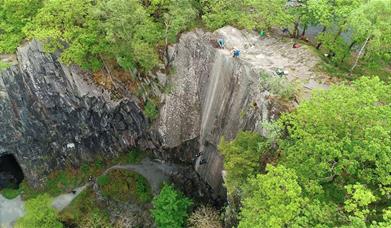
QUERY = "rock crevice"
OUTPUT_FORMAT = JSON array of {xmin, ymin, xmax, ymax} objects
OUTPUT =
[{"xmin": 0, "ymin": 41, "xmax": 147, "ymax": 187}]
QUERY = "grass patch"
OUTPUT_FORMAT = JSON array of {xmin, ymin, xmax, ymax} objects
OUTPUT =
[
  {"xmin": 20, "ymin": 159, "xmax": 106, "ymax": 199},
  {"xmin": 59, "ymin": 186, "xmax": 110, "ymax": 227},
  {"xmin": 0, "ymin": 60, "xmax": 11, "ymax": 71},
  {"xmin": 1, "ymin": 188, "xmax": 21, "ymax": 199},
  {"xmin": 99, "ymin": 169, "xmax": 152, "ymax": 204},
  {"xmin": 144, "ymin": 99, "xmax": 159, "ymax": 120},
  {"xmin": 126, "ymin": 148, "xmax": 146, "ymax": 164},
  {"xmin": 97, "ymin": 175, "xmax": 110, "ymax": 186},
  {"xmin": 20, "ymin": 149, "xmax": 149, "ymax": 200},
  {"xmin": 20, "ymin": 156, "xmax": 127, "ymax": 200},
  {"xmin": 112, "ymin": 147, "xmax": 146, "ymax": 165}
]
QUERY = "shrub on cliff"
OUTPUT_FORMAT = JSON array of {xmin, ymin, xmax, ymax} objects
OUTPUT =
[
  {"xmin": 144, "ymin": 100, "xmax": 159, "ymax": 120},
  {"xmin": 151, "ymin": 184, "xmax": 192, "ymax": 228},
  {"xmin": 187, "ymin": 205, "xmax": 222, "ymax": 228},
  {"xmin": 218, "ymin": 131, "xmax": 270, "ymax": 195},
  {"xmin": 15, "ymin": 194, "xmax": 62, "ymax": 228}
]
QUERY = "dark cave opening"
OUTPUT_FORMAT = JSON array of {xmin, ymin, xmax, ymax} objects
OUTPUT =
[{"xmin": 0, "ymin": 154, "xmax": 24, "ymax": 189}]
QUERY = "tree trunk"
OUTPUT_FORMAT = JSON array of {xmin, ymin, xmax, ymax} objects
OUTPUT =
[
  {"xmin": 350, "ymin": 35, "xmax": 371, "ymax": 73},
  {"xmin": 316, "ymin": 26, "xmax": 327, "ymax": 49},
  {"xmin": 301, "ymin": 24, "xmax": 307, "ymax": 37},
  {"xmin": 340, "ymin": 41, "xmax": 357, "ymax": 64},
  {"xmin": 292, "ymin": 21, "xmax": 299, "ymax": 38},
  {"xmin": 99, "ymin": 55, "xmax": 113, "ymax": 88}
]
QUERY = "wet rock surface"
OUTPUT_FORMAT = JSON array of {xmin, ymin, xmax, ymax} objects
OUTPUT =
[{"xmin": 0, "ymin": 41, "xmax": 147, "ymax": 187}]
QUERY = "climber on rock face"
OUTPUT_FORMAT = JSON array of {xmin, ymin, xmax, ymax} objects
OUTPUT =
[
  {"xmin": 233, "ymin": 49, "xmax": 240, "ymax": 58},
  {"xmin": 199, "ymin": 158, "xmax": 208, "ymax": 165},
  {"xmin": 217, "ymin": 38, "xmax": 225, "ymax": 49}
]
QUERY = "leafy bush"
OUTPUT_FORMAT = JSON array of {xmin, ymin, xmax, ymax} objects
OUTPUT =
[
  {"xmin": 0, "ymin": 188, "xmax": 21, "ymax": 199},
  {"xmin": 144, "ymin": 100, "xmax": 159, "ymax": 120},
  {"xmin": 188, "ymin": 205, "xmax": 222, "ymax": 228},
  {"xmin": 151, "ymin": 184, "xmax": 192, "ymax": 228},
  {"xmin": 15, "ymin": 194, "xmax": 63, "ymax": 228}
]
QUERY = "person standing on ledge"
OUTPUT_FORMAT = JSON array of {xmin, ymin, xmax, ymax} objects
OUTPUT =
[
  {"xmin": 233, "ymin": 48, "xmax": 240, "ymax": 58},
  {"xmin": 217, "ymin": 38, "xmax": 225, "ymax": 49}
]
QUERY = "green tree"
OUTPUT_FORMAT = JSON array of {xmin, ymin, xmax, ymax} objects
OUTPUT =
[
  {"xmin": 96, "ymin": 0, "xmax": 162, "ymax": 73},
  {"xmin": 150, "ymin": 0, "xmax": 197, "ymax": 44},
  {"xmin": 24, "ymin": 0, "xmax": 107, "ymax": 70},
  {"xmin": 344, "ymin": 184, "xmax": 377, "ymax": 220},
  {"xmin": 218, "ymin": 131, "xmax": 267, "ymax": 195},
  {"xmin": 151, "ymin": 184, "xmax": 192, "ymax": 228},
  {"xmin": 239, "ymin": 165, "xmax": 304, "ymax": 228},
  {"xmin": 201, "ymin": 0, "xmax": 290, "ymax": 31},
  {"xmin": 0, "ymin": 0, "xmax": 42, "ymax": 53},
  {"xmin": 279, "ymin": 77, "xmax": 391, "ymax": 219},
  {"xmin": 239, "ymin": 165, "xmax": 336, "ymax": 228},
  {"xmin": 347, "ymin": 0, "xmax": 391, "ymax": 72},
  {"xmin": 15, "ymin": 194, "xmax": 63, "ymax": 228}
]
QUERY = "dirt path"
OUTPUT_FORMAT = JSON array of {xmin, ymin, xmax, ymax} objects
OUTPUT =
[
  {"xmin": 0, "ymin": 195, "xmax": 24, "ymax": 228},
  {"xmin": 0, "ymin": 158, "xmax": 176, "ymax": 227},
  {"xmin": 103, "ymin": 158, "xmax": 178, "ymax": 194},
  {"xmin": 52, "ymin": 185, "xmax": 88, "ymax": 211}
]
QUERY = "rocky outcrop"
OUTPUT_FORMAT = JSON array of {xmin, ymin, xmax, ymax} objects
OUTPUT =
[
  {"xmin": 0, "ymin": 41, "xmax": 147, "ymax": 187},
  {"xmin": 157, "ymin": 26, "xmax": 328, "ymax": 198}
]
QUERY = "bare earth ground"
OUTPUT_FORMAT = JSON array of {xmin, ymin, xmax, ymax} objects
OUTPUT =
[{"xmin": 215, "ymin": 26, "xmax": 334, "ymax": 99}]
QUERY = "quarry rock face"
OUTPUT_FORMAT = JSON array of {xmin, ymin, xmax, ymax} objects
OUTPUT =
[
  {"xmin": 0, "ymin": 27, "xmax": 327, "ymax": 203},
  {"xmin": 157, "ymin": 26, "xmax": 327, "ymax": 197},
  {"xmin": 0, "ymin": 41, "xmax": 147, "ymax": 187}
]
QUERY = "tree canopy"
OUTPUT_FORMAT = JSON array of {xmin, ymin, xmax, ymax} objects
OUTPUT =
[
  {"xmin": 1, "ymin": 0, "xmax": 390, "ymax": 75},
  {"xmin": 222, "ymin": 77, "xmax": 391, "ymax": 227}
]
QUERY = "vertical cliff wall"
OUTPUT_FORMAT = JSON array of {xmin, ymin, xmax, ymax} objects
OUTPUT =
[
  {"xmin": 0, "ymin": 41, "xmax": 147, "ymax": 187},
  {"xmin": 157, "ymin": 26, "xmax": 329, "ymax": 197}
]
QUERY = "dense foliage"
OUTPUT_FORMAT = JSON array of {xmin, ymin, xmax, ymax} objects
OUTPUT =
[
  {"xmin": 0, "ymin": 0, "xmax": 42, "ymax": 53},
  {"xmin": 1, "ymin": 0, "xmax": 389, "ymax": 75},
  {"xmin": 219, "ymin": 131, "xmax": 267, "ymax": 195},
  {"xmin": 220, "ymin": 77, "xmax": 391, "ymax": 227},
  {"xmin": 15, "ymin": 194, "xmax": 63, "ymax": 228},
  {"xmin": 151, "ymin": 184, "xmax": 192, "ymax": 228}
]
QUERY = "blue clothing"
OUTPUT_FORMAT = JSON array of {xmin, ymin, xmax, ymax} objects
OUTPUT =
[
  {"xmin": 217, "ymin": 39, "xmax": 225, "ymax": 48},
  {"xmin": 233, "ymin": 49, "xmax": 240, "ymax": 57}
]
